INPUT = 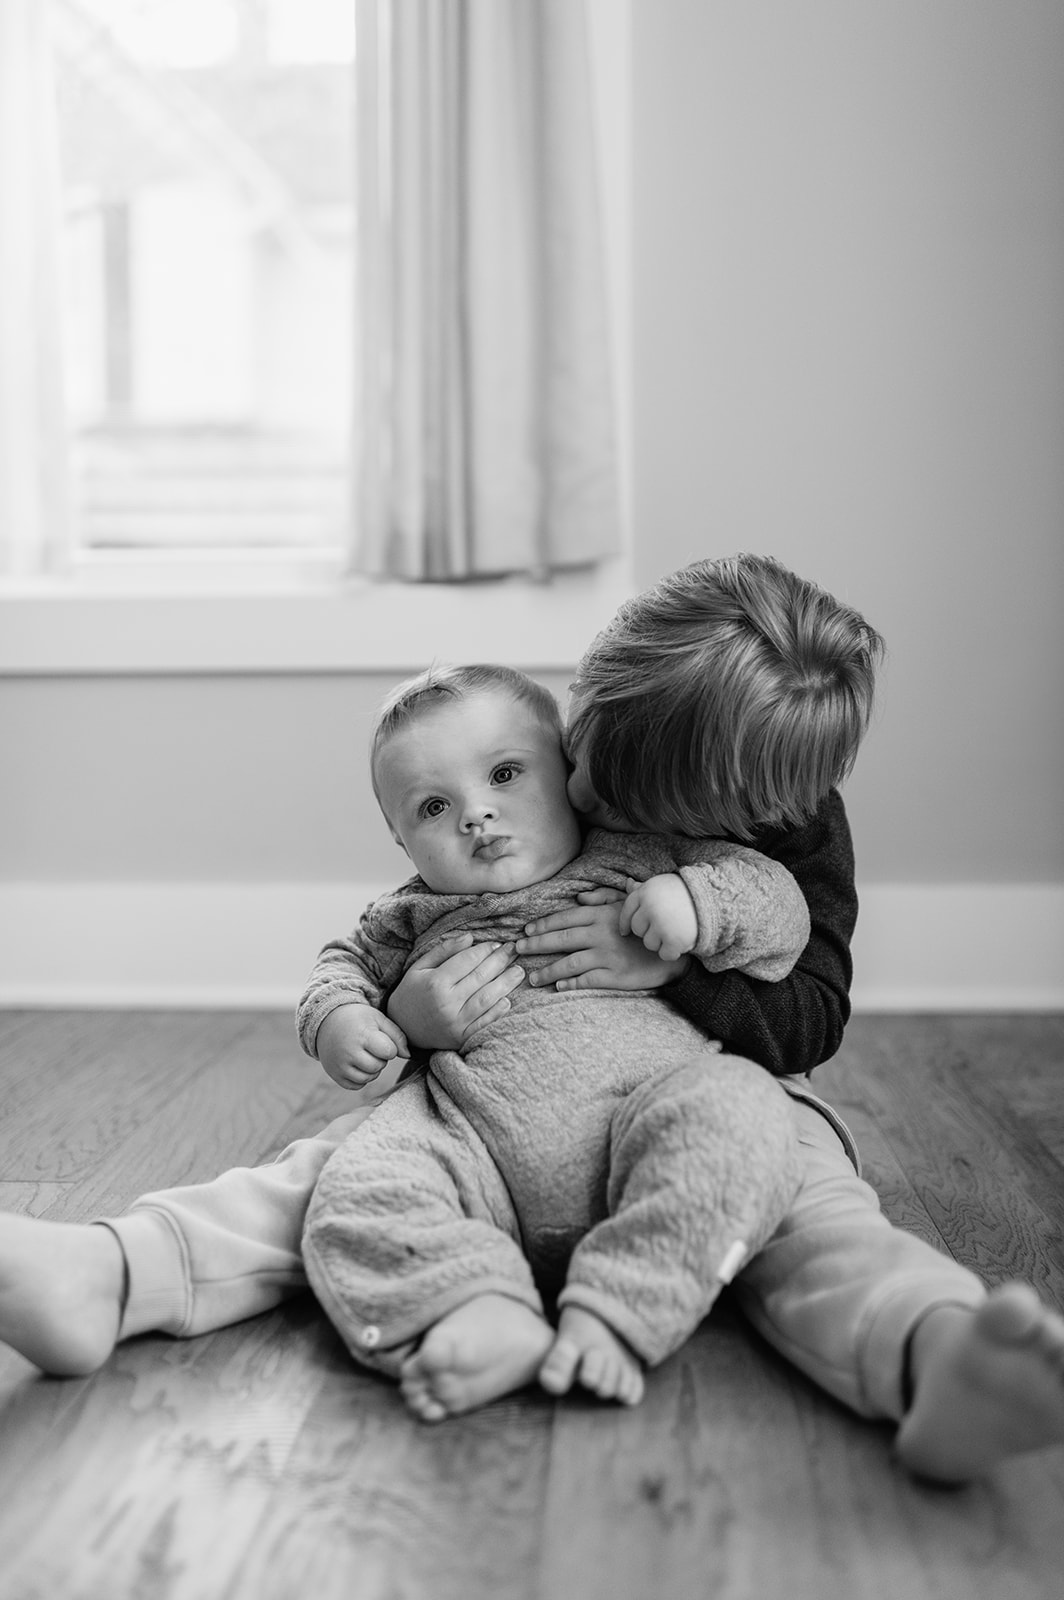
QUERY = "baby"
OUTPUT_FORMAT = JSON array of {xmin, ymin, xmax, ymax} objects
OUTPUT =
[{"xmin": 298, "ymin": 663, "xmax": 810, "ymax": 1419}]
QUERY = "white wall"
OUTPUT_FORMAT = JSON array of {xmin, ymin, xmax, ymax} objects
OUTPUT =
[
  {"xmin": 632, "ymin": 0, "xmax": 1064, "ymax": 887},
  {"xmin": 2, "ymin": 0, "xmax": 1062, "ymax": 1007}
]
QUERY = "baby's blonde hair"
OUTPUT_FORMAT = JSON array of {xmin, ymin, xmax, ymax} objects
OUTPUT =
[
  {"xmin": 567, "ymin": 554, "xmax": 885, "ymax": 840},
  {"xmin": 370, "ymin": 663, "xmax": 564, "ymax": 811}
]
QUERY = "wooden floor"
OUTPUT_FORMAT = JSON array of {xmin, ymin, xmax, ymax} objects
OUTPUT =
[{"xmin": 1, "ymin": 1010, "xmax": 1063, "ymax": 1600}]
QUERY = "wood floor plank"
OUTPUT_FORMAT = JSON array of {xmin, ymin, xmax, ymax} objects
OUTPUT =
[
  {"xmin": 216, "ymin": 1312, "xmax": 552, "ymax": 1600},
  {"xmin": 0, "ymin": 1304, "xmax": 333, "ymax": 1600},
  {"xmin": 2, "ymin": 1011, "xmax": 1064, "ymax": 1600},
  {"xmin": 0, "ymin": 1011, "xmax": 262, "ymax": 1182},
  {"xmin": 821, "ymin": 1017, "xmax": 1064, "ymax": 1306},
  {"xmin": 0, "ymin": 1180, "xmax": 72, "ymax": 1218},
  {"xmin": 537, "ymin": 1303, "xmax": 1064, "ymax": 1600},
  {"xmin": 3, "ymin": 1017, "xmax": 349, "ymax": 1225},
  {"xmin": 935, "ymin": 1013, "xmax": 1064, "ymax": 1166}
]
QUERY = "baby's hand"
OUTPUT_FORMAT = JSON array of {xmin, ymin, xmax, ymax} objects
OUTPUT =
[
  {"xmin": 619, "ymin": 874, "xmax": 698, "ymax": 963},
  {"xmin": 316, "ymin": 1002, "xmax": 409, "ymax": 1090}
]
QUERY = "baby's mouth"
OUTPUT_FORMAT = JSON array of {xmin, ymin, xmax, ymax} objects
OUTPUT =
[{"xmin": 472, "ymin": 835, "xmax": 509, "ymax": 861}]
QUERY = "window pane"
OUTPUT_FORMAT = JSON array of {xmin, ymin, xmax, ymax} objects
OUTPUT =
[{"xmin": 53, "ymin": 0, "xmax": 354, "ymax": 553}]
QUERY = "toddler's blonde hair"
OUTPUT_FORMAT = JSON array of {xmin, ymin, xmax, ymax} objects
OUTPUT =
[{"xmin": 567, "ymin": 554, "xmax": 884, "ymax": 840}]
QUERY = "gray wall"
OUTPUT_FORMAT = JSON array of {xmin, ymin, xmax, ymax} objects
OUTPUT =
[
  {"xmin": 3, "ymin": 0, "xmax": 1062, "ymax": 890},
  {"xmin": 0, "ymin": 672, "xmax": 573, "ymax": 887},
  {"xmin": 631, "ymin": 0, "xmax": 1064, "ymax": 883}
]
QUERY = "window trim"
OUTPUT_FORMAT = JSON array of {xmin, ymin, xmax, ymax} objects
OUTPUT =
[
  {"xmin": 0, "ymin": 558, "xmax": 635, "ymax": 674},
  {"xmin": 1, "ymin": 0, "xmax": 631, "ymax": 678}
]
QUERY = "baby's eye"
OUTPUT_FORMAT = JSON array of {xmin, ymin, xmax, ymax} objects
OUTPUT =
[
  {"xmin": 419, "ymin": 797, "xmax": 448, "ymax": 820},
  {"xmin": 491, "ymin": 763, "xmax": 519, "ymax": 786}
]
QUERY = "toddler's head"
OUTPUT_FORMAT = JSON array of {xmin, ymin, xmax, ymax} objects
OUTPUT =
[
  {"xmin": 566, "ymin": 554, "xmax": 884, "ymax": 841},
  {"xmin": 371, "ymin": 665, "xmax": 582, "ymax": 895}
]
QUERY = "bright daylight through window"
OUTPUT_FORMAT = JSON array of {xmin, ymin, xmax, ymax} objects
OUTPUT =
[{"xmin": 54, "ymin": 0, "xmax": 353, "ymax": 560}]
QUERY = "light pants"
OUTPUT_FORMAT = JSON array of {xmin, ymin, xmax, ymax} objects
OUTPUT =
[
  {"xmin": 301, "ymin": 1057, "xmax": 803, "ymax": 1376},
  {"xmin": 103, "ymin": 1091, "xmax": 986, "ymax": 1425}
]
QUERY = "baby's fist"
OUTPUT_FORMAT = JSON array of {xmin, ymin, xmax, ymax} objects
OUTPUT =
[
  {"xmin": 316, "ymin": 1003, "xmax": 408, "ymax": 1090},
  {"xmin": 619, "ymin": 874, "xmax": 698, "ymax": 963}
]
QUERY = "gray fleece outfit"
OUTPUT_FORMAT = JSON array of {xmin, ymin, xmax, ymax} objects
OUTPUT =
[{"xmin": 299, "ymin": 829, "xmax": 809, "ymax": 1376}]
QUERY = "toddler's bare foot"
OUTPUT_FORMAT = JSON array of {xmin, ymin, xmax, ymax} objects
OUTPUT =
[
  {"xmin": 897, "ymin": 1283, "xmax": 1064, "ymax": 1483},
  {"xmin": 399, "ymin": 1294, "xmax": 553, "ymax": 1423},
  {"xmin": 538, "ymin": 1305, "xmax": 644, "ymax": 1406},
  {"xmin": 0, "ymin": 1215, "xmax": 126, "ymax": 1376}
]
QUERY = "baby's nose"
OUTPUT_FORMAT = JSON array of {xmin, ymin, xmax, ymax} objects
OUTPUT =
[{"xmin": 461, "ymin": 796, "xmax": 499, "ymax": 831}]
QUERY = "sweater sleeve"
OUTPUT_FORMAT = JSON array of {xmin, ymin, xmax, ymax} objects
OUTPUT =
[
  {"xmin": 665, "ymin": 790, "xmax": 857, "ymax": 1078},
  {"xmin": 295, "ymin": 900, "xmax": 413, "ymax": 1060},
  {"xmin": 678, "ymin": 845, "xmax": 810, "ymax": 981}
]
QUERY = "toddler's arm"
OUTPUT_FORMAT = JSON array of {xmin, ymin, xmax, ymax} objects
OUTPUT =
[
  {"xmin": 666, "ymin": 789, "xmax": 856, "ymax": 1075},
  {"xmin": 517, "ymin": 790, "xmax": 855, "ymax": 1075},
  {"xmin": 515, "ymin": 840, "xmax": 810, "ymax": 990}
]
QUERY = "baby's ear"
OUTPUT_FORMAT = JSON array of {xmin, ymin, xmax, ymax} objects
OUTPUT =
[{"xmin": 389, "ymin": 826, "xmax": 409, "ymax": 857}]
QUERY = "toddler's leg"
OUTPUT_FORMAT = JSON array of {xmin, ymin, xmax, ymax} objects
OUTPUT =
[
  {"xmin": 541, "ymin": 1055, "xmax": 801, "ymax": 1402},
  {"xmin": 110, "ymin": 1106, "xmax": 375, "ymax": 1339},
  {"xmin": 303, "ymin": 1077, "xmax": 553, "ymax": 1421},
  {"xmin": 735, "ymin": 1098, "xmax": 1064, "ymax": 1480},
  {"xmin": 897, "ymin": 1285, "xmax": 1064, "ymax": 1481},
  {"xmin": 732, "ymin": 1099, "xmax": 987, "ymax": 1420},
  {"xmin": 0, "ymin": 1213, "xmax": 125, "ymax": 1375},
  {"xmin": 0, "ymin": 1106, "xmax": 373, "ymax": 1374}
]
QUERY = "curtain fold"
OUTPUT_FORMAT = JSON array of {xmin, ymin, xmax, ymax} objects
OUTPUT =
[
  {"xmin": 0, "ymin": 0, "xmax": 71, "ymax": 576},
  {"xmin": 352, "ymin": 0, "xmax": 620, "ymax": 582}
]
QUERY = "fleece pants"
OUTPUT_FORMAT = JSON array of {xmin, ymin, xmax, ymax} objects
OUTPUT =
[
  {"xmin": 103, "ymin": 1084, "xmax": 986, "ymax": 1423},
  {"xmin": 300, "ymin": 1055, "xmax": 801, "ymax": 1375}
]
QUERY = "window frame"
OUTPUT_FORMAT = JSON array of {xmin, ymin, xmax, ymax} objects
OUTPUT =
[{"xmin": 0, "ymin": 0, "xmax": 631, "ymax": 677}]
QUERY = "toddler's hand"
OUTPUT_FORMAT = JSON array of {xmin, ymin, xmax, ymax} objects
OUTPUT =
[
  {"xmin": 619, "ymin": 874, "xmax": 698, "ymax": 963},
  {"xmin": 316, "ymin": 1003, "xmax": 409, "ymax": 1090},
  {"xmin": 387, "ymin": 934, "xmax": 524, "ymax": 1049},
  {"xmin": 516, "ymin": 896, "xmax": 687, "ymax": 990}
]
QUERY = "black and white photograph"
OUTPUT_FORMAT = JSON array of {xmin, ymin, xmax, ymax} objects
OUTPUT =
[{"xmin": 0, "ymin": 2, "xmax": 1062, "ymax": 1596}]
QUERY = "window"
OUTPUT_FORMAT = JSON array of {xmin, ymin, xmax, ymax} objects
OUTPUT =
[
  {"xmin": 55, "ymin": 0, "xmax": 354, "ymax": 566},
  {"xmin": 1, "ymin": 0, "xmax": 632, "ymax": 669}
]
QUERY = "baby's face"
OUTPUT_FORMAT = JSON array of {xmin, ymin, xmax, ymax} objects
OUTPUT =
[{"xmin": 377, "ymin": 691, "xmax": 583, "ymax": 895}]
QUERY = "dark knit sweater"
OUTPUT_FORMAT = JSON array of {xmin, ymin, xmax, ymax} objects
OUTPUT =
[{"xmin": 665, "ymin": 789, "xmax": 857, "ymax": 1079}]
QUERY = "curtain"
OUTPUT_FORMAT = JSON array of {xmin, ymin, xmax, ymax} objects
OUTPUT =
[
  {"xmin": 352, "ymin": 0, "xmax": 620, "ymax": 581},
  {"xmin": 0, "ymin": 0, "xmax": 71, "ymax": 576}
]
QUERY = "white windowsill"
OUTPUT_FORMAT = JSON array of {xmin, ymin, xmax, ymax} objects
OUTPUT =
[{"xmin": 0, "ymin": 556, "xmax": 635, "ymax": 674}]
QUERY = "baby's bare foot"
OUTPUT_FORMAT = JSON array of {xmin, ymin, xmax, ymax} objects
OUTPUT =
[
  {"xmin": 0, "ymin": 1215, "xmax": 125, "ymax": 1376},
  {"xmin": 538, "ymin": 1305, "xmax": 644, "ymax": 1406},
  {"xmin": 399, "ymin": 1294, "xmax": 553, "ymax": 1422},
  {"xmin": 897, "ymin": 1283, "xmax": 1064, "ymax": 1482}
]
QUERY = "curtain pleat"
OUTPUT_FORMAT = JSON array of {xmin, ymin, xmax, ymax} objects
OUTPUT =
[{"xmin": 351, "ymin": 0, "xmax": 619, "ymax": 582}]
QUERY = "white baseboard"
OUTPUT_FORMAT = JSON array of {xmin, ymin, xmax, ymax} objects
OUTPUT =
[{"xmin": 0, "ymin": 882, "xmax": 1061, "ymax": 1012}]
